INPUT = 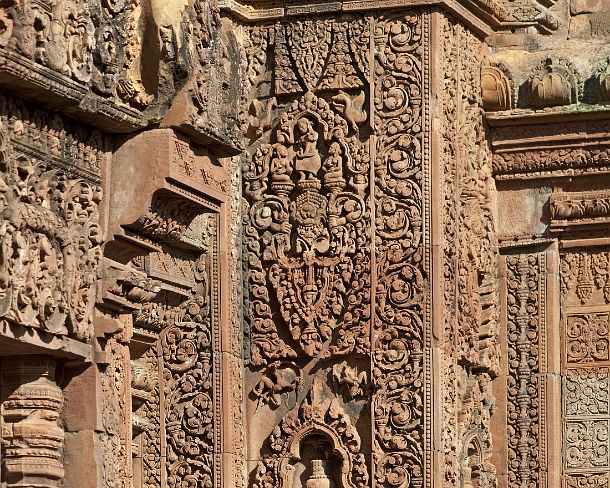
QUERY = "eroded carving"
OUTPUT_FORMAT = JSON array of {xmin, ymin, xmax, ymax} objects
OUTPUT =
[
  {"xmin": 1, "ymin": 356, "xmax": 64, "ymax": 487},
  {"xmin": 0, "ymin": 96, "xmax": 103, "ymax": 342},
  {"xmin": 528, "ymin": 57, "xmax": 582, "ymax": 108}
]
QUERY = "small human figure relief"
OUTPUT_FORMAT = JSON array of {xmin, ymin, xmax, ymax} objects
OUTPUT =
[{"xmin": 294, "ymin": 118, "xmax": 322, "ymax": 182}]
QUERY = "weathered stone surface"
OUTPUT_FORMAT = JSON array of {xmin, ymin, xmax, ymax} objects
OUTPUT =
[{"xmin": 0, "ymin": 0, "xmax": 607, "ymax": 487}]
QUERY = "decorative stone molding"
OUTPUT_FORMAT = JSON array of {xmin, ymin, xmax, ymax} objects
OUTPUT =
[
  {"xmin": 550, "ymin": 191, "xmax": 610, "ymax": 231},
  {"xmin": 488, "ymin": 112, "xmax": 610, "ymax": 179},
  {"xmin": 219, "ymin": 0, "xmax": 559, "ymax": 34}
]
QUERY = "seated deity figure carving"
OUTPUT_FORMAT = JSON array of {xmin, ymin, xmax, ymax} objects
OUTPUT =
[
  {"xmin": 271, "ymin": 144, "xmax": 293, "ymax": 183},
  {"xmin": 294, "ymin": 118, "xmax": 322, "ymax": 181},
  {"xmin": 323, "ymin": 142, "xmax": 345, "ymax": 191}
]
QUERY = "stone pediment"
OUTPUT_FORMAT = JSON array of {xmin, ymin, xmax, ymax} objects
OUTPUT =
[{"xmin": 219, "ymin": 0, "xmax": 558, "ymax": 34}]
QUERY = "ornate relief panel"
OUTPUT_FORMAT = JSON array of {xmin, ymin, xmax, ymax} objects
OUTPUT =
[
  {"xmin": 561, "ymin": 248, "xmax": 610, "ymax": 487},
  {"xmin": 0, "ymin": 93, "xmax": 104, "ymax": 344},
  {"xmin": 503, "ymin": 252, "xmax": 549, "ymax": 488},
  {"xmin": 239, "ymin": 6, "xmax": 503, "ymax": 487},
  {"xmin": 438, "ymin": 15, "xmax": 500, "ymax": 488}
]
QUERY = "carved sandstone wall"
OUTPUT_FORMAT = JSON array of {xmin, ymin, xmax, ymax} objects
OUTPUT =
[{"xmin": 0, "ymin": 0, "xmax": 607, "ymax": 487}]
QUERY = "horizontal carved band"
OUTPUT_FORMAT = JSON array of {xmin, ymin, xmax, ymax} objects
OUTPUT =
[{"xmin": 551, "ymin": 191, "xmax": 610, "ymax": 230}]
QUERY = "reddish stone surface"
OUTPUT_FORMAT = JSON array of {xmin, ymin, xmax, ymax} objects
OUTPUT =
[{"xmin": 0, "ymin": 0, "xmax": 608, "ymax": 487}]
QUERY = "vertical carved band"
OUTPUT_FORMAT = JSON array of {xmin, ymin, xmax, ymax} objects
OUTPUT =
[
  {"xmin": 561, "ymin": 249, "xmax": 610, "ymax": 486},
  {"xmin": 243, "ymin": 9, "xmax": 430, "ymax": 488},
  {"xmin": 372, "ymin": 11, "xmax": 428, "ymax": 488},
  {"xmin": 505, "ymin": 253, "xmax": 546, "ymax": 488}
]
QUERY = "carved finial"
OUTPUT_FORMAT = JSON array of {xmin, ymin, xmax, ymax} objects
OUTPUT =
[
  {"xmin": 528, "ymin": 57, "xmax": 581, "ymax": 108},
  {"xmin": 481, "ymin": 60, "xmax": 514, "ymax": 112},
  {"xmin": 306, "ymin": 460, "xmax": 331, "ymax": 488}
]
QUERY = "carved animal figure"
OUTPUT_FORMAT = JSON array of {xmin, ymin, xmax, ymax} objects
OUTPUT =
[
  {"xmin": 249, "ymin": 97, "xmax": 277, "ymax": 136},
  {"xmin": 332, "ymin": 91, "xmax": 367, "ymax": 130}
]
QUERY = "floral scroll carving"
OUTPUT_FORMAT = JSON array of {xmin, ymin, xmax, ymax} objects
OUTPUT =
[
  {"xmin": 561, "ymin": 249, "xmax": 610, "ymax": 484},
  {"xmin": 162, "ymin": 291, "xmax": 215, "ymax": 487},
  {"xmin": 565, "ymin": 420, "xmax": 610, "ymax": 469},
  {"xmin": 565, "ymin": 313, "xmax": 610, "ymax": 364},
  {"xmin": 372, "ymin": 12, "xmax": 427, "ymax": 488},
  {"xmin": 243, "ymin": 9, "xmax": 430, "ymax": 488},
  {"xmin": 565, "ymin": 369, "xmax": 610, "ymax": 416},
  {"xmin": 565, "ymin": 473, "xmax": 610, "ymax": 487}
]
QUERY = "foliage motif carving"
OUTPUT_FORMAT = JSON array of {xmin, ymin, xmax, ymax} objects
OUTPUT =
[
  {"xmin": 128, "ymin": 217, "xmax": 218, "ymax": 488},
  {"xmin": 561, "ymin": 250, "xmax": 610, "ymax": 484},
  {"xmin": 372, "ymin": 12, "xmax": 427, "ymax": 488},
  {"xmin": 565, "ymin": 473, "xmax": 610, "ymax": 487},
  {"xmin": 565, "ymin": 420, "xmax": 610, "ymax": 469},
  {"xmin": 565, "ymin": 368, "xmax": 610, "ymax": 416},
  {"xmin": 243, "ymin": 9, "xmax": 430, "ymax": 488},
  {"xmin": 100, "ymin": 336, "xmax": 131, "ymax": 488},
  {"xmin": 162, "ymin": 290, "xmax": 215, "ymax": 487},
  {"xmin": 561, "ymin": 250, "xmax": 610, "ymax": 306},
  {"xmin": 493, "ymin": 146, "xmax": 610, "ymax": 180},
  {"xmin": 0, "ymin": 95, "xmax": 103, "ymax": 342},
  {"xmin": 565, "ymin": 313, "xmax": 610, "ymax": 364},
  {"xmin": 551, "ymin": 191, "xmax": 610, "ymax": 229}
]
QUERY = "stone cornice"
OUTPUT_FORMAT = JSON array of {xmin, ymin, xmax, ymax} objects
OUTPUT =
[
  {"xmin": 550, "ymin": 190, "xmax": 610, "ymax": 231},
  {"xmin": 489, "ymin": 109, "xmax": 610, "ymax": 180},
  {"xmin": 220, "ymin": 0, "xmax": 556, "ymax": 36},
  {"xmin": 0, "ymin": 49, "xmax": 148, "ymax": 133}
]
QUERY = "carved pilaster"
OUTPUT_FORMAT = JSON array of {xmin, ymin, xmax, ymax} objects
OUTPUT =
[{"xmin": 1, "ymin": 355, "xmax": 64, "ymax": 487}]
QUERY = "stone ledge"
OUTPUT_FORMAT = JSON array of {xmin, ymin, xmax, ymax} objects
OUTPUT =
[
  {"xmin": 0, "ymin": 49, "xmax": 149, "ymax": 133},
  {"xmin": 0, "ymin": 321, "xmax": 93, "ymax": 361}
]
